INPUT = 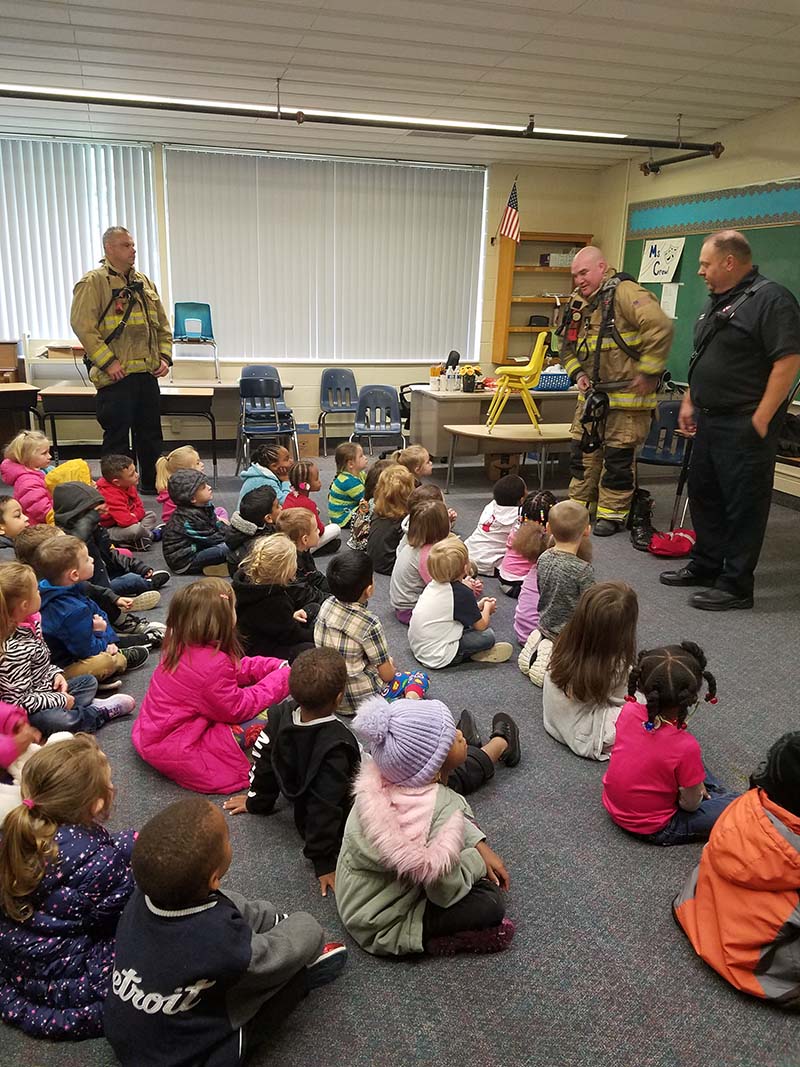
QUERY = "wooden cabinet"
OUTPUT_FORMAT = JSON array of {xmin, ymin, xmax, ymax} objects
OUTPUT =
[{"xmin": 491, "ymin": 231, "xmax": 592, "ymax": 365}]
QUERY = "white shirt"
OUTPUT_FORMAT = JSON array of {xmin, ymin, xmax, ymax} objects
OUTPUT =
[{"xmin": 463, "ymin": 502, "xmax": 520, "ymax": 575}]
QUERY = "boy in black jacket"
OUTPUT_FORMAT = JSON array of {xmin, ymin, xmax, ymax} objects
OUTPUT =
[
  {"xmin": 162, "ymin": 468, "xmax": 228, "ymax": 575},
  {"xmin": 105, "ymin": 797, "xmax": 347, "ymax": 1067},
  {"xmin": 225, "ymin": 647, "xmax": 360, "ymax": 897},
  {"xmin": 225, "ymin": 484, "xmax": 280, "ymax": 576}
]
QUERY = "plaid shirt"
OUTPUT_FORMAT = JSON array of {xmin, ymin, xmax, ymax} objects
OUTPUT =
[{"xmin": 314, "ymin": 596, "xmax": 390, "ymax": 713}]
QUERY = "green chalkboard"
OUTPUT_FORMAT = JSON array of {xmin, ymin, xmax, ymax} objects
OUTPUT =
[{"xmin": 622, "ymin": 225, "xmax": 800, "ymax": 380}]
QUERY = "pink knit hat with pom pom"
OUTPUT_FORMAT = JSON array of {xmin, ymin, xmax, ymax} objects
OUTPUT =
[{"xmin": 352, "ymin": 695, "xmax": 456, "ymax": 787}]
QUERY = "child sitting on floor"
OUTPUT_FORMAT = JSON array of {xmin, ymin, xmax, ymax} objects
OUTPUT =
[
  {"xmin": 35, "ymin": 536, "xmax": 151, "ymax": 684},
  {"xmin": 335, "ymin": 694, "xmax": 514, "ymax": 957},
  {"xmin": 104, "ymin": 797, "xmax": 346, "ymax": 1067},
  {"xmin": 674, "ymin": 732, "xmax": 800, "ymax": 1005},
  {"xmin": 155, "ymin": 445, "xmax": 227, "ymax": 525},
  {"xmin": 0, "ymin": 430, "xmax": 58, "ymax": 525},
  {"xmin": 410, "ymin": 535, "xmax": 512, "ymax": 668},
  {"xmin": 276, "ymin": 508, "xmax": 329, "ymax": 595},
  {"xmin": 0, "ymin": 562, "xmax": 134, "ymax": 734},
  {"xmin": 602, "ymin": 642, "xmax": 738, "ymax": 845},
  {"xmin": 366, "ymin": 464, "xmax": 416, "ymax": 576},
  {"xmin": 232, "ymin": 534, "xmax": 320, "ymax": 662},
  {"xmin": 224, "ymin": 647, "xmax": 361, "ymax": 897},
  {"xmin": 518, "ymin": 499, "xmax": 594, "ymax": 687},
  {"xmin": 162, "ymin": 469, "xmax": 229, "ymax": 575},
  {"xmin": 0, "ymin": 700, "xmax": 47, "ymax": 825},
  {"xmin": 238, "ymin": 443, "xmax": 292, "ymax": 509},
  {"xmin": 464, "ymin": 474, "xmax": 527, "ymax": 576},
  {"xmin": 54, "ymin": 482, "xmax": 169, "ymax": 605},
  {"xmin": 225, "ymin": 484, "xmax": 280, "ymax": 576},
  {"xmin": 132, "ymin": 578, "xmax": 291, "ymax": 794},
  {"xmin": 390, "ymin": 498, "xmax": 451, "ymax": 624},
  {"xmin": 282, "ymin": 460, "xmax": 341, "ymax": 552},
  {"xmin": 0, "ymin": 495, "xmax": 28, "ymax": 561},
  {"xmin": 96, "ymin": 453, "xmax": 158, "ymax": 548},
  {"xmin": 328, "ymin": 442, "xmax": 368, "ymax": 528},
  {"xmin": 390, "ymin": 444, "xmax": 433, "ymax": 486},
  {"xmin": 314, "ymin": 551, "xmax": 429, "ymax": 715},
  {"xmin": 0, "ymin": 735, "xmax": 135, "ymax": 1039},
  {"xmin": 347, "ymin": 458, "xmax": 393, "ymax": 551},
  {"xmin": 498, "ymin": 490, "xmax": 555, "ymax": 599},
  {"xmin": 543, "ymin": 582, "xmax": 638, "ymax": 761}
]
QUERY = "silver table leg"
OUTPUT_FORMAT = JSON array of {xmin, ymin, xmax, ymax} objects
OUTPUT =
[{"xmin": 445, "ymin": 432, "xmax": 457, "ymax": 493}]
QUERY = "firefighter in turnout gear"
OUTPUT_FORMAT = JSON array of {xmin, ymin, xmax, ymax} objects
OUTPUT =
[
  {"xmin": 558, "ymin": 245, "xmax": 673, "ymax": 535},
  {"xmin": 70, "ymin": 226, "xmax": 172, "ymax": 492}
]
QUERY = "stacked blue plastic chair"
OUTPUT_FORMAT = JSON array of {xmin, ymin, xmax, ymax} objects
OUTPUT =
[
  {"xmin": 235, "ymin": 365, "xmax": 299, "ymax": 475},
  {"xmin": 350, "ymin": 385, "xmax": 407, "ymax": 456}
]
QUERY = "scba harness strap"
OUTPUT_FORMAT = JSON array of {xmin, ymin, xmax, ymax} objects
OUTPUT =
[{"xmin": 556, "ymin": 272, "xmax": 641, "ymax": 382}]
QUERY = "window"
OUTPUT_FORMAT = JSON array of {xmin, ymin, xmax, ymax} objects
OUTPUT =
[
  {"xmin": 165, "ymin": 148, "xmax": 484, "ymax": 362},
  {"xmin": 0, "ymin": 138, "xmax": 159, "ymax": 340}
]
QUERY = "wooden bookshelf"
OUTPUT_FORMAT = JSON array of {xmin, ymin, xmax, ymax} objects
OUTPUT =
[{"xmin": 492, "ymin": 231, "xmax": 592, "ymax": 365}]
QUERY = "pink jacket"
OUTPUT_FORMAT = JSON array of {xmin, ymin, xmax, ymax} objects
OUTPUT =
[
  {"xmin": 0, "ymin": 459, "xmax": 51, "ymax": 525},
  {"xmin": 156, "ymin": 488, "xmax": 176, "ymax": 524},
  {"xmin": 132, "ymin": 646, "xmax": 291, "ymax": 793},
  {"xmin": 0, "ymin": 700, "xmax": 27, "ymax": 770}
]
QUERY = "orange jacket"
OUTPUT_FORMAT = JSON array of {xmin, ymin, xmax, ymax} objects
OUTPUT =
[
  {"xmin": 96, "ymin": 477, "xmax": 146, "ymax": 529},
  {"xmin": 674, "ymin": 788, "xmax": 800, "ymax": 1006}
]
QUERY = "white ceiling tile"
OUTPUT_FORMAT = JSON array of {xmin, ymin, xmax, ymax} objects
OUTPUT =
[{"xmin": 576, "ymin": 0, "xmax": 799, "ymax": 38}]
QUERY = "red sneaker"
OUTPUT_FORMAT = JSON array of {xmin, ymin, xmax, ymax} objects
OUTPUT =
[{"xmin": 306, "ymin": 942, "xmax": 348, "ymax": 989}]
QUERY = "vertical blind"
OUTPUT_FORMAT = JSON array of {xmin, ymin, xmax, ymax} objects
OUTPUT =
[
  {"xmin": 165, "ymin": 149, "xmax": 484, "ymax": 362},
  {"xmin": 0, "ymin": 138, "xmax": 159, "ymax": 340}
]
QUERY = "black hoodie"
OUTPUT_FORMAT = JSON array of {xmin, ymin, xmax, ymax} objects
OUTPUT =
[
  {"xmin": 231, "ymin": 569, "xmax": 319, "ymax": 660},
  {"xmin": 53, "ymin": 482, "xmax": 150, "ymax": 587},
  {"xmin": 246, "ymin": 698, "xmax": 361, "ymax": 876}
]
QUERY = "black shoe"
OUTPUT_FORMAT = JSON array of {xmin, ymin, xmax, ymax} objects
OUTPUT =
[
  {"xmin": 593, "ymin": 519, "xmax": 622, "ymax": 537},
  {"xmin": 149, "ymin": 570, "xmax": 170, "ymax": 590},
  {"xmin": 121, "ymin": 645, "xmax": 151, "ymax": 671},
  {"xmin": 490, "ymin": 712, "xmax": 521, "ymax": 767},
  {"xmin": 628, "ymin": 488, "xmax": 655, "ymax": 552},
  {"xmin": 456, "ymin": 709, "xmax": 482, "ymax": 749},
  {"xmin": 659, "ymin": 566, "xmax": 717, "ymax": 588},
  {"xmin": 115, "ymin": 612, "xmax": 149, "ymax": 636},
  {"xmin": 690, "ymin": 588, "xmax": 754, "ymax": 611}
]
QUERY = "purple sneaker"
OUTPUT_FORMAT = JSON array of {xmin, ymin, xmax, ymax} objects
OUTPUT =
[
  {"xmin": 426, "ymin": 917, "xmax": 516, "ymax": 957},
  {"xmin": 94, "ymin": 694, "xmax": 136, "ymax": 723}
]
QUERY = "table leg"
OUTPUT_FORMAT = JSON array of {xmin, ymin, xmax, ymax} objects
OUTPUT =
[
  {"xmin": 539, "ymin": 443, "xmax": 546, "ymax": 490},
  {"xmin": 445, "ymin": 432, "xmax": 457, "ymax": 493},
  {"xmin": 207, "ymin": 412, "xmax": 218, "ymax": 488},
  {"xmin": 48, "ymin": 415, "xmax": 60, "ymax": 465}
]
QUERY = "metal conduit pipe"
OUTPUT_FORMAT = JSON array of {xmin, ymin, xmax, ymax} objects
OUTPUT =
[{"xmin": 0, "ymin": 86, "xmax": 725, "ymax": 162}]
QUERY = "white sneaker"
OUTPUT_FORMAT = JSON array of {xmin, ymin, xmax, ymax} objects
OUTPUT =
[
  {"xmin": 128, "ymin": 590, "xmax": 161, "ymax": 612},
  {"xmin": 470, "ymin": 641, "xmax": 513, "ymax": 664},
  {"xmin": 94, "ymin": 694, "xmax": 136, "ymax": 722},
  {"xmin": 517, "ymin": 630, "xmax": 542, "ymax": 676}
]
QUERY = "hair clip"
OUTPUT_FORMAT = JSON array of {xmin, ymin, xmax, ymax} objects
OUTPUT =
[
  {"xmin": 642, "ymin": 720, "xmax": 655, "ymax": 731},
  {"xmin": 22, "ymin": 797, "xmax": 34, "ymax": 809},
  {"xmin": 300, "ymin": 482, "xmax": 310, "ymax": 492},
  {"xmin": 219, "ymin": 593, "xmax": 230, "ymax": 600}
]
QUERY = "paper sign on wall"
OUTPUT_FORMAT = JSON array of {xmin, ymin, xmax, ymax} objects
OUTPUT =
[
  {"xmin": 638, "ymin": 237, "xmax": 685, "ymax": 283},
  {"xmin": 660, "ymin": 283, "xmax": 681, "ymax": 319}
]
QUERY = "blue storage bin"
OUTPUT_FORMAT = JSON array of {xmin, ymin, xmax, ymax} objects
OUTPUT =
[{"xmin": 535, "ymin": 371, "xmax": 572, "ymax": 391}]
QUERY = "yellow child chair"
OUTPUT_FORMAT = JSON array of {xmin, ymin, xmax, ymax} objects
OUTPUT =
[{"xmin": 485, "ymin": 332, "xmax": 548, "ymax": 432}]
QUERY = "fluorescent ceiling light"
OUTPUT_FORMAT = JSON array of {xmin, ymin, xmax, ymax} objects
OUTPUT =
[{"xmin": 0, "ymin": 83, "xmax": 628, "ymax": 139}]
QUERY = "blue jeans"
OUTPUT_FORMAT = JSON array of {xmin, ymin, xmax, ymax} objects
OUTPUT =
[
  {"xmin": 27, "ymin": 674, "xmax": 101, "ymax": 737},
  {"xmin": 646, "ymin": 769, "xmax": 738, "ymax": 846},
  {"xmin": 187, "ymin": 544, "xmax": 229, "ymax": 573},
  {"xmin": 449, "ymin": 627, "xmax": 497, "ymax": 666},
  {"xmin": 110, "ymin": 573, "xmax": 151, "ymax": 596}
]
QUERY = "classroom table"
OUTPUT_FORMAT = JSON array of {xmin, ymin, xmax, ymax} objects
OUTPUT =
[
  {"xmin": 0, "ymin": 382, "xmax": 45, "ymax": 432},
  {"xmin": 38, "ymin": 382, "xmax": 220, "ymax": 484},
  {"xmin": 444, "ymin": 423, "xmax": 574, "ymax": 492},
  {"xmin": 409, "ymin": 384, "xmax": 577, "ymax": 458}
]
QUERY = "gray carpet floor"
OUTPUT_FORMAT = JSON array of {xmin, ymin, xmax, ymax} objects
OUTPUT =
[{"xmin": 3, "ymin": 449, "xmax": 800, "ymax": 1067}]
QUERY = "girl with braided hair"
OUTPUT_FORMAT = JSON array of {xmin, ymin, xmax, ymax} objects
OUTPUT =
[
  {"xmin": 281, "ymin": 460, "xmax": 342, "ymax": 553},
  {"xmin": 602, "ymin": 642, "xmax": 738, "ymax": 845},
  {"xmin": 674, "ymin": 732, "xmax": 800, "ymax": 1004}
]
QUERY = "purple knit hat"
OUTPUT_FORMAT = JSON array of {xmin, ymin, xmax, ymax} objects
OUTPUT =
[{"xmin": 352, "ymin": 695, "xmax": 456, "ymax": 787}]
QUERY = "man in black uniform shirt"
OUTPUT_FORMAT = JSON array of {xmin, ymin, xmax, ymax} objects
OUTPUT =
[{"xmin": 660, "ymin": 230, "xmax": 800, "ymax": 610}]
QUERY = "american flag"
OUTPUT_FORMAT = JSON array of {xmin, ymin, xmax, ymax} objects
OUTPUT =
[{"xmin": 499, "ymin": 182, "xmax": 520, "ymax": 242}]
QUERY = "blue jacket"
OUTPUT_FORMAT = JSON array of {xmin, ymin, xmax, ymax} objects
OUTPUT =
[
  {"xmin": 237, "ymin": 464, "xmax": 290, "ymax": 508},
  {"xmin": 39, "ymin": 580, "xmax": 118, "ymax": 665},
  {"xmin": 0, "ymin": 823, "xmax": 135, "ymax": 1039}
]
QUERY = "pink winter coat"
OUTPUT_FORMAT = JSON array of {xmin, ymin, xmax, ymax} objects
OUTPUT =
[
  {"xmin": 0, "ymin": 459, "xmax": 51, "ymax": 525},
  {"xmin": 132, "ymin": 646, "xmax": 291, "ymax": 793},
  {"xmin": 0, "ymin": 701, "xmax": 27, "ymax": 770}
]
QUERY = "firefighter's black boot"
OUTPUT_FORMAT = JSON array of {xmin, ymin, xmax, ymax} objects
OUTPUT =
[{"xmin": 628, "ymin": 488, "xmax": 655, "ymax": 552}]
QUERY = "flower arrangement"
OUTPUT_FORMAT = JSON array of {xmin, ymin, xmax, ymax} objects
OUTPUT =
[{"xmin": 458, "ymin": 364, "xmax": 483, "ymax": 379}]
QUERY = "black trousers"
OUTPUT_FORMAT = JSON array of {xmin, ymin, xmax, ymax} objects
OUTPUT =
[
  {"xmin": 422, "ymin": 879, "xmax": 505, "ymax": 947},
  {"xmin": 688, "ymin": 410, "xmax": 780, "ymax": 597},
  {"xmin": 446, "ymin": 746, "xmax": 495, "ymax": 796},
  {"xmin": 95, "ymin": 373, "xmax": 163, "ymax": 491},
  {"xmin": 243, "ymin": 967, "xmax": 308, "ymax": 1058}
]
